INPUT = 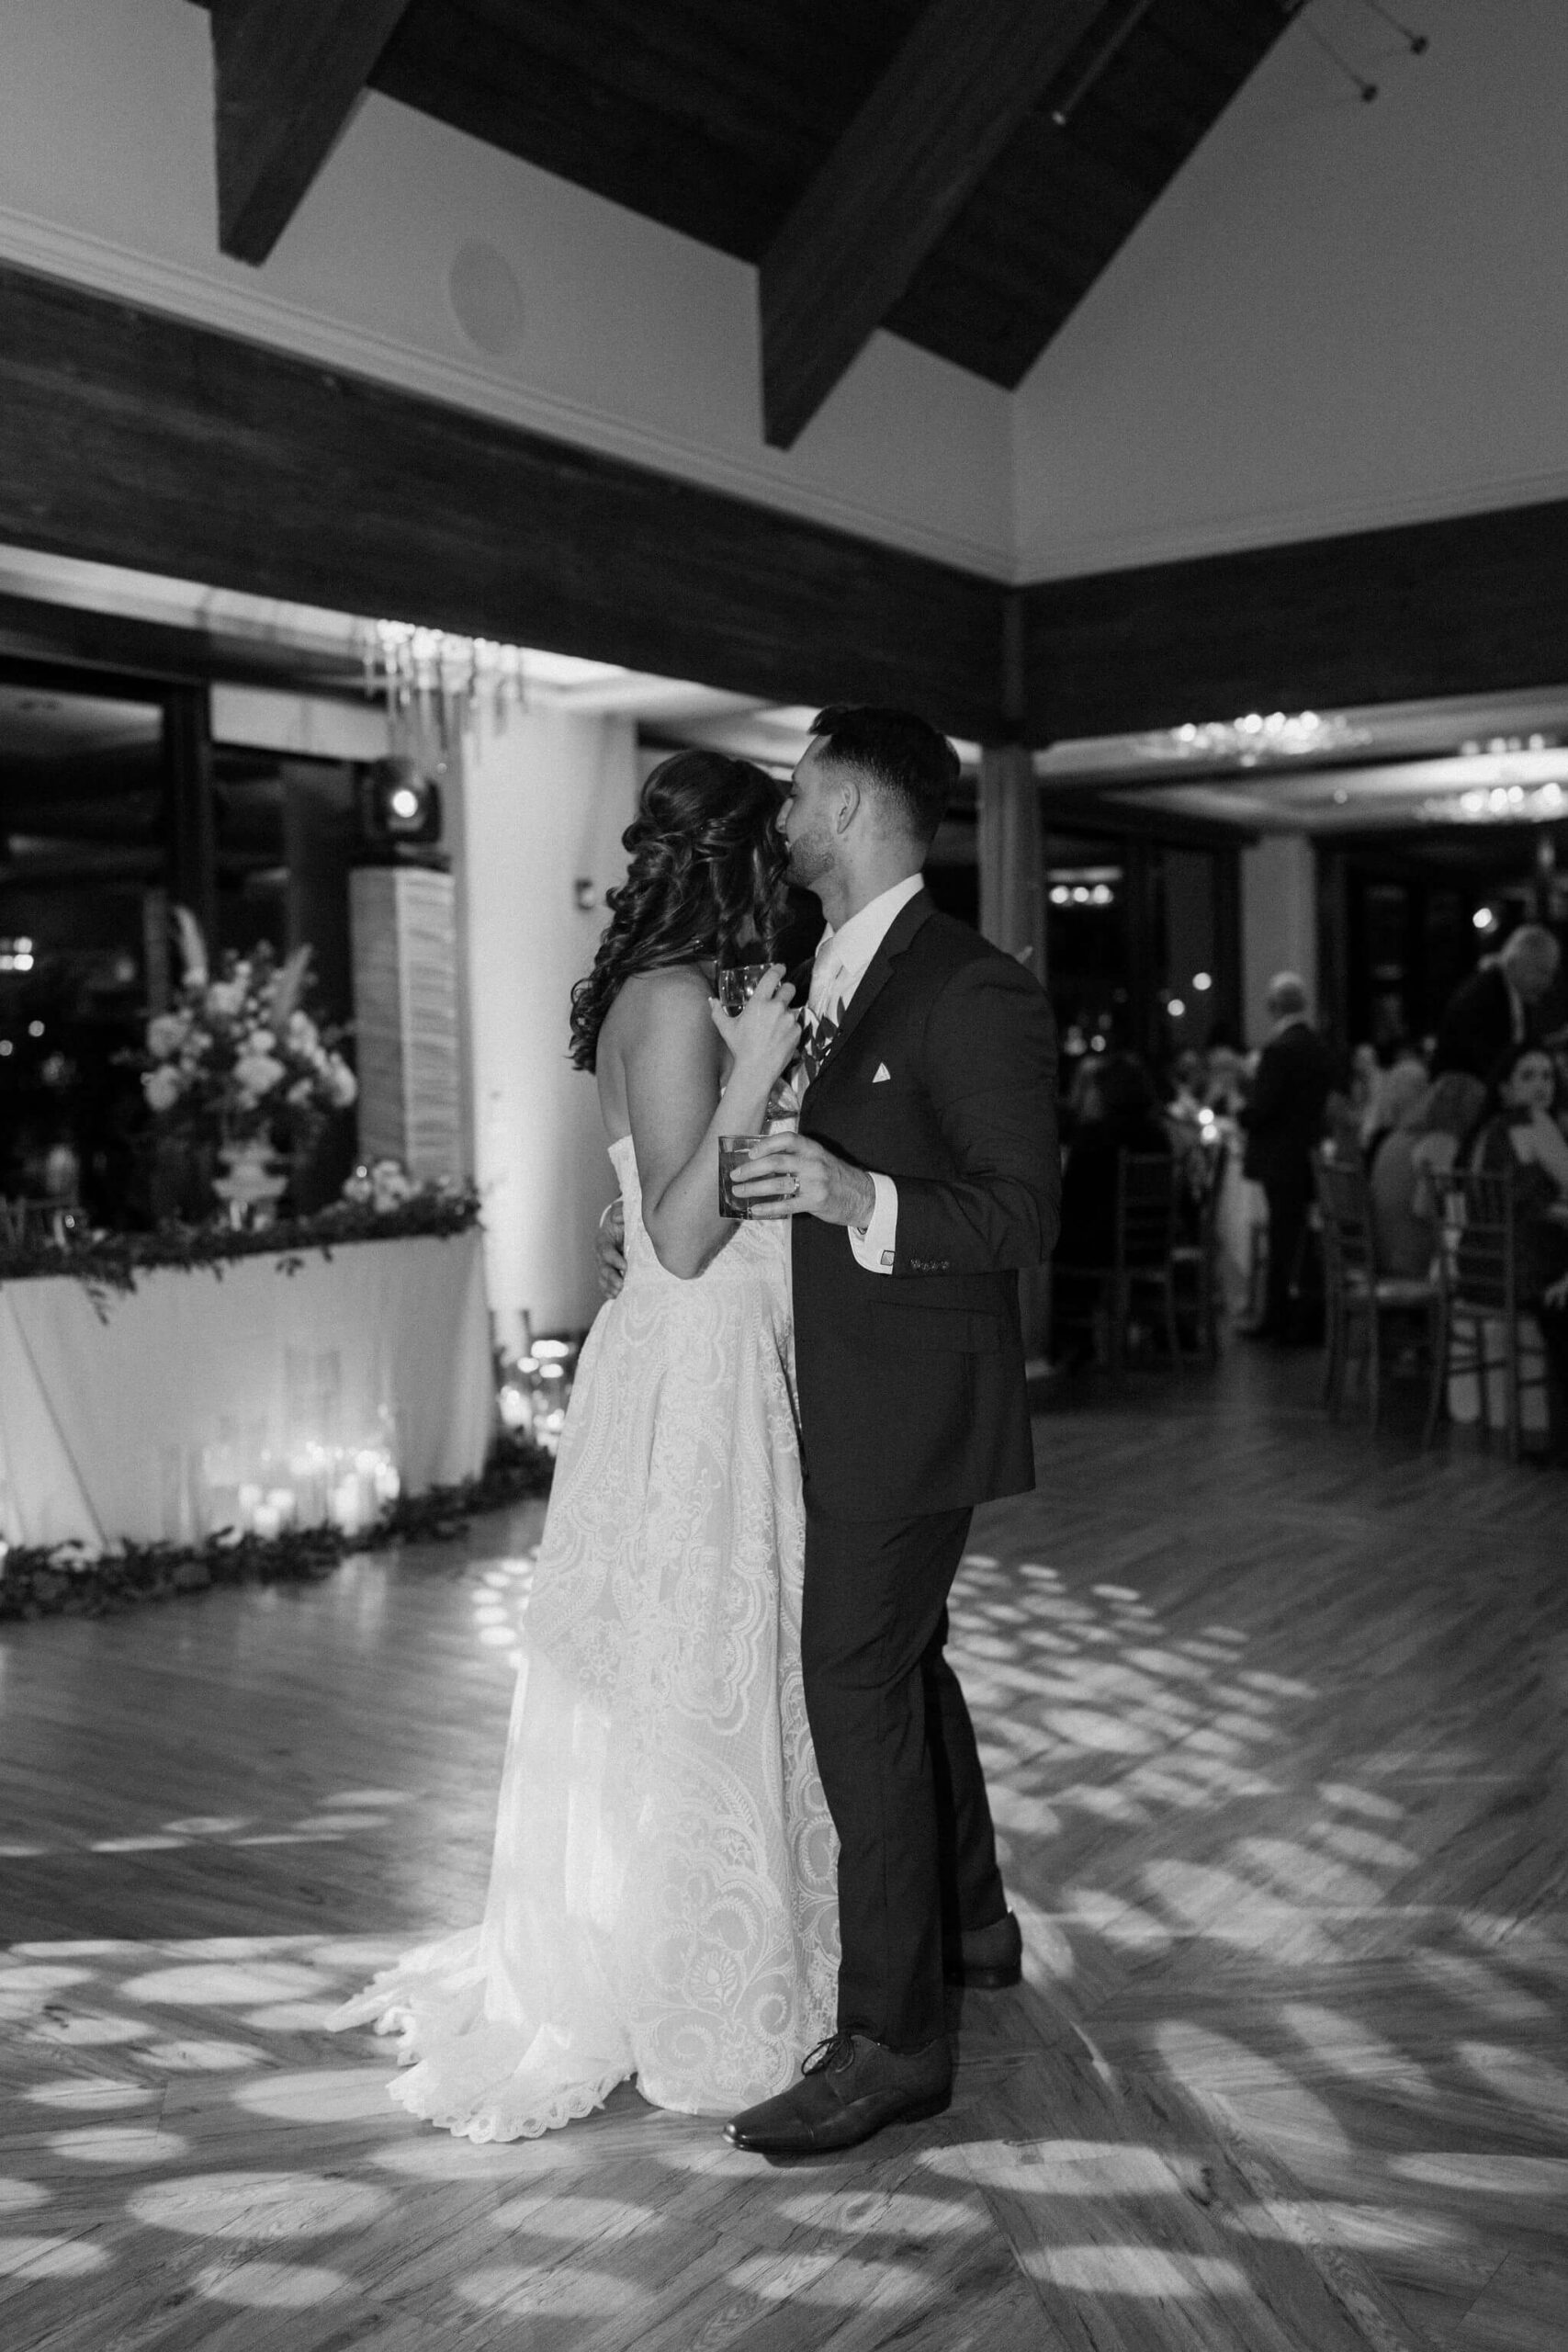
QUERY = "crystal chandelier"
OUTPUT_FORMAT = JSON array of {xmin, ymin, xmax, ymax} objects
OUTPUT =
[
  {"xmin": 1134, "ymin": 709, "xmax": 1371, "ymax": 766},
  {"xmin": 1419, "ymin": 780, "xmax": 1568, "ymax": 823},
  {"xmin": 358, "ymin": 619, "xmax": 530, "ymax": 738}
]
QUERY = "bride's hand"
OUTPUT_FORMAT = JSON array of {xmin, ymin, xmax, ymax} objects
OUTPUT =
[{"xmin": 709, "ymin": 965, "xmax": 800, "ymax": 1086}]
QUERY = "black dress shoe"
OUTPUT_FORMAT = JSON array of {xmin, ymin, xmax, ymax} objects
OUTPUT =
[
  {"xmin": 944, "ymin": 1909, "xmax": 1022, "ymax": 1990},
  {"xmin": 723, "ymin": 2030, "xmax": 952, "ymax": 2156}
]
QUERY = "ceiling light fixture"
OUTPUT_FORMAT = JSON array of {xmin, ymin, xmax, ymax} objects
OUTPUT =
[
  {"xmin": 360, "ymin": 619, "xmax": 530, "ymax": 738},
  {"xmin": 1420, "ymin": 780, "xmax": 1566, "ymax": 824},
  {"xmin": 1135, "ymin": 709, "xmax": 1372, "ymax": 767}
]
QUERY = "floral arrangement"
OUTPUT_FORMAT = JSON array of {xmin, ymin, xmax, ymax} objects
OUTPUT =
[
  {"xmin": 0, "ymin": 1177, "xmax": 480, "ymax": 1302},
  {"xmin": 137, "ymin": 915, "xmax": 356, "ymax": 1142},
  {"xmin": 342, "ymin": 1157, "xmax": 423, "ymax": 1213}
]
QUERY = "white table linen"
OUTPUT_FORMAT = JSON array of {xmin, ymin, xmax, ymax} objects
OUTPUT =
[{"xmin": 0, "ymin": 1230, "xmax": 492, "ymax": 1552}]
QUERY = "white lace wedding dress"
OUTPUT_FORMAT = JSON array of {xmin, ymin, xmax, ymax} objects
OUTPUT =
[{"xmin": 330, "ymin": 1134, "xmax": 839, "ymax": 2138}]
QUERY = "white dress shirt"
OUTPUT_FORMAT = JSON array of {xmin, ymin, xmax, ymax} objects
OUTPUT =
[{"xmin": 806, "ymin": 872, "xmax": 923, "ymax": 1274}]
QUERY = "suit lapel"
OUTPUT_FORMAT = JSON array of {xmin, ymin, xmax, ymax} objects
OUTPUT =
[{"xmin": 804, "ymin": 888, "xmax": 932, "ymax": 1103}]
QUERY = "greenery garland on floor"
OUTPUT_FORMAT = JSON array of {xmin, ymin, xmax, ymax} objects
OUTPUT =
[
  {"xmin": 0, "ymin": 1187, "xmax": 482, "ymax": 1306},
  {"xmin": 0, "ymin": 1430, "xmax": 555, "ymax": 1623}
]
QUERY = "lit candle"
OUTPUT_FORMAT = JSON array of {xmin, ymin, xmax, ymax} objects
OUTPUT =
[{"xmin": 331, "ymin": 1476, "xmax": 364, "ymax": 1534}]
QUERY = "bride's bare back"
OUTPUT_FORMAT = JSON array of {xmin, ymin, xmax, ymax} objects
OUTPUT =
[{"xmin": 595, "ymin": 963, "xmax": 799, "ymax": 1280}]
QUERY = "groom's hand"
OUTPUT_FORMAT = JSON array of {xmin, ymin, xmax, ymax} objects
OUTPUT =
[
  {"xmin": 595, "ymin": 1199, "xmax": 626, "ymax": 1299},
  {"xmin": 732, "ymin": 1134, "xmax": 875, "ymax": 1231}
]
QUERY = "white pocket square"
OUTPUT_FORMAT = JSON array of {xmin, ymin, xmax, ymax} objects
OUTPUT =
[{"xmin": 873, "ymin": 1063, "xmax": 892, "ymax": 1083}]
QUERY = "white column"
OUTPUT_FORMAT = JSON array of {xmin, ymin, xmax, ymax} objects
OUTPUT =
[
  {"xmin": 454, "ymin": 704, "xmax": 638, "ymax": 1341},
  {"xmin": 977, "ymin": 743, "xmax": 1050, "ymax": 1359},
  {"xmin": 977, "ymin": 744, "xmax": 1046, "ymax": 978},
  {"xmin": 1242, "ymin": 833, "xmax": 1317, "ymax": 1046}
]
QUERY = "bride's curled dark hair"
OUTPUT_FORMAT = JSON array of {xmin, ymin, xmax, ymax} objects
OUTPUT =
[{"xmin": 570, "ymin": 749, "xmax": 786, "ymax": 1071}]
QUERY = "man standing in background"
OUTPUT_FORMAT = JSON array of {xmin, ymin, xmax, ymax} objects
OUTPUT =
[
  {"xmin": 1433, "ymin": 923, "xmax": 1561, "ymax": 1082},
  {"xmin": 1240, "ymin": 971, "xmax": 1335, "ymax": 1344}
]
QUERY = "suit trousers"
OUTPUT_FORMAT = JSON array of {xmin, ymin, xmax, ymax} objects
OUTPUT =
[
  {"xmin": 1262, "ymin": 1171, "xmax": 1314, "ymax": 1338},
  {"xmin": 801, "ymin": 1493, "xmax": 1008, "ymax": 2052}
]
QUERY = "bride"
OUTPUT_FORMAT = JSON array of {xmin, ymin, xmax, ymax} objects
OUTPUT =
[{"xmin": 332, "ymin": 750, "xmax": 839, "ymax": 2138}]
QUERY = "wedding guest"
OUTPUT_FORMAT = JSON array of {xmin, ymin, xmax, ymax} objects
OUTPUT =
[
  {"xmin": 1167, "ymin": 1047, "xmax": 1206, "ymax": 1125},
  {"xmin": 1467, "ymin": 1043, "xmax": 1568, "ymax": 1451},
  {"xmin": 1434, "ymin": 923, "xmax": 1561, "ymax": 1081},
  {"xmin": 1203, "ymin": 1029, "xmax": 1247, "ymax": 1116},
  {"xmin": 1052, "ymin": 1053, "xmax": 1171, "ymax": 1366},
  {"xmin": 1369, "ymin": 1071, "xmax": 1485, "ymax": 1280},
  {"xmin": 1360, "ymin": 1045, "xmax": 1428, "ymax": 1168},
  {"xmin": 1162, "ymin": 1048, "xmax": 1215, "ymax": 1224},
  {"xmin": 1239, "ymin": 973, "xmax": 1336, "ymax": 1341},
  {"xmin": 1058, "ymin": 1050, "xmax": 1106, "ymax": 1148}
]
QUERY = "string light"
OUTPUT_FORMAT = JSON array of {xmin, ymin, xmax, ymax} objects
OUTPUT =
[
  {"xmin": 1298, "ymin": 0, "xmax": 1430, "ymax": 104},
  {"xmin": 1303, "ymin": 16, "xmax": 1378, "ymax": 102},
  {"xmin": 1357, "ymin": 0, "xmax": 1428, "ymax": 56}
]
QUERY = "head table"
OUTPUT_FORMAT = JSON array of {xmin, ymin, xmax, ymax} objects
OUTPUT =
[{"xmin": 0, "ymin": 1229, "xmax": 493, "ymax": 1554}]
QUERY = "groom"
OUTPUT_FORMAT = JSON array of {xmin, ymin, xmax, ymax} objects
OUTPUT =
[{"xmin": 727, "ymin": 705, "xmax": 1059, "ymax": 2154}]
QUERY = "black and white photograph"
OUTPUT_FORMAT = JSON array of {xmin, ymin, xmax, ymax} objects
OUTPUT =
[{"xmin": 1, "ymin": 2, "xmax": 1565, "ymax": 2346}]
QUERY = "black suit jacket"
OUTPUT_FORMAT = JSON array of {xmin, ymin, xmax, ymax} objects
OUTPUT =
[
  {"xmin": 1433, "ymin": 964, "xmax": 1527, "ymax": 1082},
  {"xmin": 1239, "ymin": 1021, "xmax": 1336, "ymax": 1189},
  {"xmin": 791, "ymin": 893, "xmax": 1059, "ymax": 1521}
]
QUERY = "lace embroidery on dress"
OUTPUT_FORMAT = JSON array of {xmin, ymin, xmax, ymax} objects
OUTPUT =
[{"xmin": 330, "ymin": 1134, "xmax": 838, "ymax": 2139}]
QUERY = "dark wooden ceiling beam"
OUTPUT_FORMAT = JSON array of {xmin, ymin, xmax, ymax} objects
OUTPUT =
[
  {"xmin": 209, "ymin": 0, "xmax": 415, "ymax": 264},
  {"xmin": 0, "ymin": 264, "xmax": 1009, "ymax": 742},
  {"xmin": 1021, "ymin": 502, "xmax": 1568, "ymax": 743},
  {"xmin": 759, "ymin": 0, "xmax": 1116, "ymax": 447}
]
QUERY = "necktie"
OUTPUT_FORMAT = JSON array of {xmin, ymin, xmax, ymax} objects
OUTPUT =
[{"xmin": 801, "ymin": 952, "xmax": 845, "ymax": 1088}]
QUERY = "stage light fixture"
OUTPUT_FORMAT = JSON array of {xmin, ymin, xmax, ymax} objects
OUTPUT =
[{"xmin": 357, "ymin": 757, "xmax": 444, "ymax": 857}]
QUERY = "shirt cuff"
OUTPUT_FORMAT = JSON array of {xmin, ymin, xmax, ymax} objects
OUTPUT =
[{"xmin": 848, "ymin": 1171, "xmax": 898, "ymax": 1273}]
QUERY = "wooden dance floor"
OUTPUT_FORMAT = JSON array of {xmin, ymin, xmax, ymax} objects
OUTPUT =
[{"xmin": 3, "ymin": 1353, "xmax": 1564, "ymax": 2350}]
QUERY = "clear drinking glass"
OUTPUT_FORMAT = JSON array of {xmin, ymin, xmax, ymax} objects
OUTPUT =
[
  {"xmin": 718, "ymin": 1134, "xmax": 769, "ymax": 1220},
  {"xmin": 716, "ymin": 963, "xmax": 768, "ymax": 1017}
]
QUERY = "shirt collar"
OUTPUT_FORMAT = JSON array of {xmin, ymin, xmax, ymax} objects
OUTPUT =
[{"xmin": 815, "ymin": 872, "xmax": 924, "ymax": 987}]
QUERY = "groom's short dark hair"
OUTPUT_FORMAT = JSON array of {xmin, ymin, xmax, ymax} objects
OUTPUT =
[{"xmin": 809, "ymin": 706, "xmax": 959, "ymax": 847}]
